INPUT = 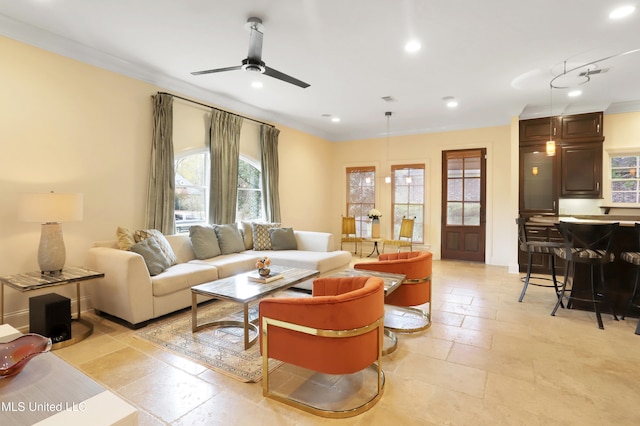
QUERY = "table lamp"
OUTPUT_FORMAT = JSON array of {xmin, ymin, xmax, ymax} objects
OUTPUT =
[{"xmin": 19, "ymin": 192, "xmax": 83, "ymax": 274}]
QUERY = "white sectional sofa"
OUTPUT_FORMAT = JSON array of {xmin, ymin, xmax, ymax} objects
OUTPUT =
[{"xmin": 86, "ymin": 230, "xmax": 351, "ymax": 327}]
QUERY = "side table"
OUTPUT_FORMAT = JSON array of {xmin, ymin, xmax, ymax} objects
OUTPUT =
[
  {"xmin": 362, "ymin": 238, "xmax": 385, "ymax": 257},
  {"xmin": 0, "ymin": 266, "xmax": 104, "ymax": 349}
]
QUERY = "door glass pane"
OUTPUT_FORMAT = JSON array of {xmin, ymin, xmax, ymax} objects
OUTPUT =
[
  {"xmin": 447, "ymin": 202, "xmax": 463, "ymax": 225},
  {"xmin": 464, "ymin": 157, "xmax": 481, "ymax": 177},
  {"xmin": 448, "ymin": 179, "xmax": 463, "ymax": 201},
  {"xmin": 464, "ymin": 178, "xmax": 480, "ymax": 201},
  {"xmin": 447, "ymin": 159, "xmax": 463, "ymax": 178},
  {"xmin": 464, "ymin": 202, "xmax": 480, "ymax": 225}
]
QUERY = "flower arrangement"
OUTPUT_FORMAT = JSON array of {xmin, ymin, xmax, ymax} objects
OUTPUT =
[
  {"xmin": 256, "ymin": 257, "xmax": 272, "ymax": 276},
  {"xmin": 368, "ymin": 208, "xmax": 382, "ymax": 220},
  {"xmin": 256, "ymin": 257, "xmax": 271, "ymax": 269}
]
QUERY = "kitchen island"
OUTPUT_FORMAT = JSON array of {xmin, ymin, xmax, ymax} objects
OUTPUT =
[{"xmin": 526, "ymin": 215, "xmax": 639, "ymax": 317}]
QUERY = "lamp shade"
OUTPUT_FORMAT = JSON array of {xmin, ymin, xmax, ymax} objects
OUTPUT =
[{"xmin": 19, "ymin": 193, "xmax": 83, "ymax": 223}]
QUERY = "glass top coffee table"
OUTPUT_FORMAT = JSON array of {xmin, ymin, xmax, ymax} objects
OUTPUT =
[{"xmin": 191, "ymin": 266, "xmax": 319, "ymax": 350}]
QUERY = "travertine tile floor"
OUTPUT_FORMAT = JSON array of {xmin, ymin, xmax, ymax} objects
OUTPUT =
[{"xmin": 53, "ymin": 259, "xmax": 640, "ymax": 425}]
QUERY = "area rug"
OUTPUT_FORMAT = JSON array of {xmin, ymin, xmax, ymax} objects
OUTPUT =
[{"xmin": 135, "ymin": 292, "xmax": 306, "ymax": 383}]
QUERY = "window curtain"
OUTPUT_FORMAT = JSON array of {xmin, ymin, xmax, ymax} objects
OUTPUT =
[
  {"xmin": 209, "ymin": 110, "xmax": 243, "ymax": 224},
  {"xmin": 146, "ymin": 93, "xmax": 175, "ymax": 234},
  {"xmin": 260, "ymin": 125, "xmax": 281, "ymax": 222}
]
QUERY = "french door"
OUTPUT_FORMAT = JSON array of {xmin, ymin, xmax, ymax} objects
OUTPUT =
[{"xmin": 441, "ymin": 149, "xmax": 486, "ymax": 262}]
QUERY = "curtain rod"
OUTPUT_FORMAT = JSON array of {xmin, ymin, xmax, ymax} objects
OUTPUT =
[{"xmin": 156, "ymin": 91, "xmax": 274, "ymax": 128}]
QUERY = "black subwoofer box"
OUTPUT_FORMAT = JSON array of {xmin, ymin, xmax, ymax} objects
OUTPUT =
[{"xmin": 29, "ymin": 293, "xmax": 72, "ymax": 343}]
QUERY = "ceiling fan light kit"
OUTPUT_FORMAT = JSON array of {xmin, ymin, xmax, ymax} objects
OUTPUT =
[{"xmin": 191, "ymin": 17, "xmax": 310, "ymax": 88}]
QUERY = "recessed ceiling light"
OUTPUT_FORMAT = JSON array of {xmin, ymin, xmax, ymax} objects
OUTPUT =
[
  {"xmin": 568, "ymin": 90, "xmax": 582, "ymax": 97},
  {"xmin": 443, "ymin": 96, "xmax": 458, "ymax": 108},
  {"xmin": 331, "ymin": 117, "xmax": 341, "ymax": 123},
  {"xmin": 251, "ymin": 81, "xmax": 263, "ymax": 88},
  {"xmin": 609, "ymin": 5, "xmax": 635, "ymax": 19},
  {"xmin": 404, "ymin": 40, "xmax": 421, "ymax": 53}
]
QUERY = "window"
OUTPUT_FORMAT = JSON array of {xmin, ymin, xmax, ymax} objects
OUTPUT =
[
  {"xmin": 391, "ymin": 164, "xmax": 424, "ymax": 243},
  {"xmin": 174, "ymin": 152, "xmax": 263, "ymax": 232},
  {"xmin": 611, "ymin": 155, "xmax": 640, "ymax": 203},
  {"xmin": 346, "ymin": 166, "xmax": 375, "ymax": 236},
  {"xmin": 175, "ymin": 151, "xmax": 208, "ymax": 232},
  {"xmin": 237, "ymin": 158, "xmax": 264, "ymax": 221}
]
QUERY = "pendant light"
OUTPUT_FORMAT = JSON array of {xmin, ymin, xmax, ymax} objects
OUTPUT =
[
  {"xmin": 385, "ymin": 111, "xmax": 392, "ymax": 183},
  {"xmin": 546, "ymin": 82, "xmax": 556, "ymax": 156}
]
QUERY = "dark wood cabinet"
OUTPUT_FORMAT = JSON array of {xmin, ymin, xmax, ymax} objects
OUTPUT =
[
  {"xmin": 519, "ymin": 145, "xmax": 558, "ymax": 214},
  {"xmin": 518, "ymin": 111, "xmax": 604, "ymax": 273},
  {"xmin": 559, "ymin": 112, "xmax": 603, "ymax": 141},
  {"xmin": 519, "ymin": 117, "xmax": 559, "ymax": 144},
  {"xmin": 559, "ymin": 142, "xmax": 603, "ymax": 198}
]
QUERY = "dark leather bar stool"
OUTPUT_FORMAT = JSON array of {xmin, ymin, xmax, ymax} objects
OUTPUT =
[
  {"xmin": 516, "ymin": 218, "xmax": 564, "ymax": 303},
  {"xmin": 620, "ymin": 223, "xmax": 640, "ymax": 335},
  {"xmin": 552, "ymin": 221, "xmax": 619, "ymax": 329}
]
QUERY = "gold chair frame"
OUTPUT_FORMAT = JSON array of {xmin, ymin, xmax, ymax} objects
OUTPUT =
[
  {"xmin": 261, "ymin": 315, "xmax": 385, "ymax": 418},
  {"xmin": 385, "ymin": 275, "xmax": 432, "ymax": 333},
  {"xmin": 383, "ymin": 216, "xmax": 415, "ymax": 253},
  {"xmin": 341, "ymin": 215, "xmax": 362, "ymax": 256}
]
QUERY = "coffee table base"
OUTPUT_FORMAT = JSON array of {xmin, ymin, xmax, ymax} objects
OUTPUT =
[{"xmin": 191, "ymin": 295, "xmax": 259, "ymax": 350}]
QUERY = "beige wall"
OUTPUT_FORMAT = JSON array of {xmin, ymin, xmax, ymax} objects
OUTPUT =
[{"xmin": 332, "ymin": 124, "xmax": 518, "ymax": 266}]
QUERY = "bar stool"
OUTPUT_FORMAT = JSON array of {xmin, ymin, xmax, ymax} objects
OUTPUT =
[
  {"xmin": 516, "ymin": 218, "xmax": 564, "ymax": 303},
  {"xmin": 552, "ymin": 221, "xmax": 619, "ymax": 329},
  {"xmin": 620, "ymin": 223, "xmax": 640, "ymax": 335}
]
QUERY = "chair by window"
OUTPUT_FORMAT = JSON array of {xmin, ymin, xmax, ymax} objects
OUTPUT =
[
  {"xmin": 354, "ymin": 251, "xmax": 432, "ymax": 332},
  {"xmin": 516, "ymin": 218, "xmax": 564, "ymax": 303},
  {"xmin": 259, "ymin": 276, "xmax": 385, "ymax": 418},
  {"xmin": 383, "ymin": 216, "xmax": 415, "ymax": 253},
  {"xmin": 341, "ymin": 216, "xmax": 362, "ymax": 256},
  {"xmin": 620, "ymin": 223, "xmax": 640, "ymax": 335},
  {"xmin": 552, "ymin": 221, "xmax": 619, "ymax": 329}
]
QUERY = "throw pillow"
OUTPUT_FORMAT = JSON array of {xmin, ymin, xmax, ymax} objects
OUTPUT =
[
  {"xmin": 269, "ymin": 227, "xmax": 298, "ymax": 250},
  {"xmin": 116, "ymin": 226, "xmax": 135, "ymax": 250},
  {"xmin": 189, "ymin": 225, "xmax": 221, "ymax": 259},
  {"xmin": 134, "ymin": 229, "xmax": 178, "ymax": 266},
  {"xmin": 213, "ymin": 223, "xmax": 246, "ymax": 254},
  {"xmin": 130, "ymin": 237, "xmax": 173, "ymax": 276},
  {"xmin": 240, "ymin": 221, "xmax": 254, "ymax": 250},
  {"xmin": 252, "ymin": 222, "xmax": 281, "ymax": 250}
]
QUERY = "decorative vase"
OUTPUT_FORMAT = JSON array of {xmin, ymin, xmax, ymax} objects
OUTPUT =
[
  {"xmin": 371, "ymin": 218, "xmax": 380, "ymax": 238},
  {"xmin": 0, "ymin": 333, "xmax": 52, "ymax": 379},
  {"xmin": 258, "ymin": 268, "xmax": 271, "ymax": 277}
]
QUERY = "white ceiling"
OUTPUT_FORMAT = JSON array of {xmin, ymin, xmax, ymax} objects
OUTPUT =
[{"xmin": 1, "ymin": 0, "xmax": 640, "ymax": 141}]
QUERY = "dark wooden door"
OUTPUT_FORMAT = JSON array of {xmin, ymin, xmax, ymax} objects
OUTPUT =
[{"xmin": 441, "ymin": 149, "xmax": 486, "ymax": 262}]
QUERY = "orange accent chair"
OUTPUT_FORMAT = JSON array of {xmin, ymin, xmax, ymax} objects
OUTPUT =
[
  {"xmin": 259, "ymin": 276, "xmax": 385, "ymax": 418},
  {"xmin": 354, "ymin": 251, "xmax": 432, "ymax": 332}
]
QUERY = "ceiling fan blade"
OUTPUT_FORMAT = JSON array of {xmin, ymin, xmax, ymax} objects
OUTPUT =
[
  {"xmin": 191, "ymin": 65, "xmax": 242, "ymax": 76},
  {"xmin": 263, "ymin": 66, "xmax": 310, "ymax": 88}
]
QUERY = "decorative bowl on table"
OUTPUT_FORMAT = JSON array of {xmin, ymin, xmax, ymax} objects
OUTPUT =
[{"xmin": 0, "ymin": 333, "xmax": 52, "ymax": 379}]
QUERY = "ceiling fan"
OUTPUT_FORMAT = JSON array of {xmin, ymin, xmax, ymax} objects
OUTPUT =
[{"xmin": 191, "ymin": 17, "xmax": 310, "ymax": 89}]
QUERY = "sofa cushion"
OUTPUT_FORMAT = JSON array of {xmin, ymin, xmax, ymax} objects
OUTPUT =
[
  {"xmin": 130, "ymin": 237, "xmax": 174, "ymax": 276},
  {"xmin": 116, "ymin": 226, "xmax": 136, "ymax": 250},
  {"xmin": 151, "ymin": 263, "xmax": 219, "ymax": 297},
  {"xmin": 214, "ymin": 224, "xmax": 245, "ymax": 254},
  {"xmin": 240, "ymin": 221, "xmax": 254, "ymax": 250},
  {"xmin": 189, "ymin": 253, "xmax": 258, "ymax": 279},
  {"xmin": 252, "ymin": 222, "xmax": 281, "ymax": 250},
  {"xmin": 245, "ymin": 249, "xmax": 352, "ymax": 274},
  {"xmin": 189, "ymin": 225, "xmax": 221, "ymax": 259},
  {"xmin": 270, "ymin": 227, "xmax": 298, "ymax": 250},
  {"xmin": 134, "ymin": 229, "xmax": 178, "ymax": 265}
]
